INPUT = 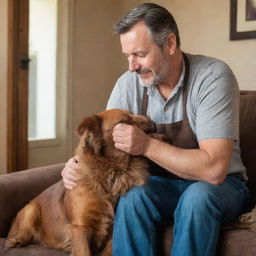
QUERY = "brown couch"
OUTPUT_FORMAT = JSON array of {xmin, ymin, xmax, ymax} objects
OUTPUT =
[{"xmin": 0, "ymin": 91, "xmax": 256, "ymax": 256}]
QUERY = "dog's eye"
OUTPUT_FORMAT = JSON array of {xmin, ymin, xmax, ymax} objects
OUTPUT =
[{"xmin": 120, "ymin": 119, "xmax": 132, "ymax": 125}]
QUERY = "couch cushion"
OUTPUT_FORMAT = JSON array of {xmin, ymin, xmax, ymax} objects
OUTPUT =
[
  {"xmin": 2, "ymin": 228, "xmax": 256, "ymax": 256},
  {"xmin": 217, "ymin": 229, "xmax": 256, "ymax": 256},
  {"xmin": 160, "ymin": 226, "xmax": 256, "ymax": 255},
  {"xmin": 0, "ymin": 163, "xmax": 64, "ymax": 237},
  {"xmin": 0, "ymin": 238, "xmax": 68, "ymax": 256},
  {"xmin": 239, "ymin": 91, "xmax": 256, "ymax": 207}
]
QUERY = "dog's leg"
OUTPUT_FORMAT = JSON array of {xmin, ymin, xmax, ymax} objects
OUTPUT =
[
  {"xmin": 71, "ymin": 225, "xmax": 92, "ymax": 256},
  {"xmin": 101, "ymin": 239, "xmax": 112, "ymax": 256},
  {"xmin": 5, "ymin": 203, "xmax": 40, "ymax": 248}
]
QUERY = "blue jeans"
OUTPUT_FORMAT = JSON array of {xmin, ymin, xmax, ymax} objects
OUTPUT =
[{"xmin": 112, "ymin": 175, "xmax": 249, "ymax": 256}]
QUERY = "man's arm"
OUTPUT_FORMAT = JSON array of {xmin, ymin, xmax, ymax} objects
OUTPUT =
[
  {"xmin": 113, "ymin": 123, "xmax": 234, "ymax": 185},
  {"xmin": 144, "ymin": 136, "xmax": 233, "ymax": 184}
]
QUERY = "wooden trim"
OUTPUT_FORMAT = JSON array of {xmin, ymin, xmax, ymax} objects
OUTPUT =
[
  {"xmin": 17, "ymin": 0, "xmax": 29, "ymax": 170},
  {"xmin": 230, "ymin": 0, "xmax": 256, "ymax": 40},
  {"xmin": 7, "ymin": 0, "xmax": 18, "ymax": 172},
  {"xmin": 7, "ymin": 0, "xmax": 28, "ymax": 172}
]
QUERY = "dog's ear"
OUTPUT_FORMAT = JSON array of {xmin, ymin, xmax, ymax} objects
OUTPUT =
[
  {"xmin": 76, "ymin": 115, "xmax": 103, "ymax": 155},
  {"xmin": 130, "ymin": 115, "xmax": 156, "ymax": 134}
]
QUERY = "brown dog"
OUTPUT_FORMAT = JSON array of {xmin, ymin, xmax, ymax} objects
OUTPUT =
[{"xmin": 5, "ymin": 109, "xmax": 157, "ymax": 256}]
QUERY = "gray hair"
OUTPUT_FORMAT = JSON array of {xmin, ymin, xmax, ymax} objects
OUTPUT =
[{"xmin": 114, "ymin": 3, "xmax": 180, "ymax": 48}]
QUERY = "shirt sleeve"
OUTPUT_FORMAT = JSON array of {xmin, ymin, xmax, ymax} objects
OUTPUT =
[
  {"xmin": 195, "ymin": 71, "xmax": 240, "ymax": 141},
  {"xmin": 106, "ymin": 80, "xmax": 129, "ymax": 110}
]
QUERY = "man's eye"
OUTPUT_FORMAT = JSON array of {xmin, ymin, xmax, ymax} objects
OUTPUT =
[{"xmin": 137, "ymin": 53, "xmax": 146, "ymax": 58}]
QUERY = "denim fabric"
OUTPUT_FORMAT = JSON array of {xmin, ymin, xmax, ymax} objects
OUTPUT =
[{"xmin": 112, "ymin": 176, "xmax": 249, "ymax": 256}]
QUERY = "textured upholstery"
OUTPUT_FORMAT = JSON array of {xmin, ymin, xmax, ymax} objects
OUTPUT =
[
  {"xmin": 239, "ymin": 91, "xmax": 256, "ymax": 208},
  {"xmin": 0, "ymin": 238, "xmax": 67, "ymax": 256},
  {"xmin": 0, "ymin": 91, "xmax": 256, "ymax": 255}
]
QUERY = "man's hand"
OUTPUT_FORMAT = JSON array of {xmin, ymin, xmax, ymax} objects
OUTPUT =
[
  {"xmin": 112, "ymin": 123, "xmax": 150, "ymax": 155},
  {"xmin": 61, "ymin": 157, "xmax": 82, "ymax": 189}
]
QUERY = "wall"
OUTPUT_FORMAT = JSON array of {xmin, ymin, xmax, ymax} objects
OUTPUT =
[
  {"xmin": 0, "ymin": 0, "xmax": 8, "ymax": 173},
  {"xmin": 72, "ymin": 0, "xmax": 124, "ymax": 117},
  {"xmin": 71, "ymin": 0, "xmax": 125, "ymax": 145}
]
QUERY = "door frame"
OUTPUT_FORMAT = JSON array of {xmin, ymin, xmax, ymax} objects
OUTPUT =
[
  {"xmin": 28, "ymin": 0, "xmax": 74, "ymax": 168},
  {"xmin": 6, "ymin": 0, "xmax": 74, "ymax": 172},
  {"xmin": 7, "ymin": 0, "xmax": 29, "ymax": 172}
]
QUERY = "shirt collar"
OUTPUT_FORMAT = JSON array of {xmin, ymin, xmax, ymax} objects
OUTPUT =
[{"xmin": 143, "ymin": 58, "xmax": 186, "ymax": 99}]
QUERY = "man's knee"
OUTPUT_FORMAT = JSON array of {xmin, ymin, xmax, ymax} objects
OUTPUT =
[
  {"xmin": 176, "ymin": 182, "xmax": 222, "ymax": 216},
  {"xmin": 116, "ymin": 184, "xmax": 162, "ymax": 222},
  {"xmin": 117, "ymin": 185, "xmax": 148, "ymax": 209}
]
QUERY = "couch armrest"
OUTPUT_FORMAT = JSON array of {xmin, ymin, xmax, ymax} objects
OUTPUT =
[{"xmin": 0, "ymin": 163, "xmax": 65, "ymax": 237}]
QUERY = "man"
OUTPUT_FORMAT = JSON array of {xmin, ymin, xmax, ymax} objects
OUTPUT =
[{"xmin": 62, "ymin": 3, "xmax": 249, "ymax": 256}]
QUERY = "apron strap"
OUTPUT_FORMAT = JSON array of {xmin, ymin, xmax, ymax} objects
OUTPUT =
[
  {"xmin": 182, "ymin": 53, "xmax": 190, "ymax": 120},
  {"xmin": 141, "ymin": 87, "xmax": 148, "ymax": 115}
]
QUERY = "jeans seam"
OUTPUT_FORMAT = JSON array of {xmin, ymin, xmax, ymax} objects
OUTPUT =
[
  {"xmin": 204, "ymin": 222, "xmax": 219, "ymax": 256},
  {"xmin": 149, "ymin": 221, "xmax": 154, "ymax": 256}
]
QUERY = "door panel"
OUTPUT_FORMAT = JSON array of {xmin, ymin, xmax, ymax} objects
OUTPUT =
[{"xmin": 7, "ymin": 0, "xmax": 29, "ymax": 172}]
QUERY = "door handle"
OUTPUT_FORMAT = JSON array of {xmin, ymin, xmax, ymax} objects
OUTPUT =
[{"xmin": 20, "ymin": 53, "xmax": 31, "ymax": 70}]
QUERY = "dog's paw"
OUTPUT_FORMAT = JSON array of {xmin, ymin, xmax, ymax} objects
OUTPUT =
[{"xmin": 5, "ymin": 237, "xmax": 23, "ymax": 248}]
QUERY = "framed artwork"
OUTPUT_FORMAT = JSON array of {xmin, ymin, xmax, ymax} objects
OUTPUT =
[{"xmin": 230, "ymin": 0, "xmax": 256, "ymax": 40}]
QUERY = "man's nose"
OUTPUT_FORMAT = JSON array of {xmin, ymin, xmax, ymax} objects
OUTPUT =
[{"xmin": 128, "ymin": 57, "xmax": 140, "ymax": 72}]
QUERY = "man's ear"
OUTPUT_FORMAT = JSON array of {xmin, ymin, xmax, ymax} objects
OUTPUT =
[
  {"xmin": 166, "ymin": 33, "xmax": 177, "ymax": 55},
  {"xmin": 76, "ymin": 115, "xmax": 103, "ymax": 155}
]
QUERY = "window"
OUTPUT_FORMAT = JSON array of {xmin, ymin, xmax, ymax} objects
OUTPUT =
[{"xmin": 28, "ymin": 0, "xmax": 58, "ymax": 141}]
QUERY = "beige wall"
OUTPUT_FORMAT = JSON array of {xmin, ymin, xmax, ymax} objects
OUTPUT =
[
  {"xmin": 0, "ymin": 0, "xmax": 8, "ymax": 173},
  {"xmin": 72, "ymin": 0, "xmax": 123, "ymax": 131}
]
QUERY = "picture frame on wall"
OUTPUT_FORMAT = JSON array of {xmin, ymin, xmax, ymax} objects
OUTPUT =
[{"xmin": 230, "ymin": 0, "xmax": 256, "ymax": 40}]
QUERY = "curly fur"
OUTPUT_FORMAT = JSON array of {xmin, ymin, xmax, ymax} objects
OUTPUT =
[{"xmin": 5, "ymin": 109, "xmax": 157, "ymax": 256}]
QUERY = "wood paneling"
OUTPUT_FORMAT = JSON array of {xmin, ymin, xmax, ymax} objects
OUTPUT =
[{"xmin": 7, "ymin": 0, "xmax": 28, "ymax": 172}]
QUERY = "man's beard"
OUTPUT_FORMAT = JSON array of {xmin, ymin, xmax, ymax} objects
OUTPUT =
[{"xmin": 137, "ymin": 59, "xmax": 169, "ymax": 87}]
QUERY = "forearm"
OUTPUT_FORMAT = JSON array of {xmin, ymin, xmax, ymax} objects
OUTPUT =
[{"xmin": 144, "ymin": 138, "xmax": 230, "ymax": 184}]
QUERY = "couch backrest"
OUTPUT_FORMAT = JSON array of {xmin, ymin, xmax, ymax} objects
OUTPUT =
[{"xmin": 239, "ymin": 91, "xmax": 256, "ymax": 208}]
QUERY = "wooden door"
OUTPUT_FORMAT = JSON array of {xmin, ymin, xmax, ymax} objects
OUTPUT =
[{"xmin": 7, "ymin": 0, "xmax": 29, "ymax": 172}]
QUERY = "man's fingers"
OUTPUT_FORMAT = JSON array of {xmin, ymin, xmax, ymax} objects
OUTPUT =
[
  {"xmin": 113, "ymin": 134, "xmax": 127, "ymax": 143},
  {"xmin": 114, "ymin": 123, "xmax": 130, "ymax": 130},
  {"xmin": 61, "ymin": 166, "xmax": 80, "ymax": 189},
  {"xmin": 62, "ymin": 177, "xmax": 77, "ymax": 190},
  {"xmin": 66, "ymin": 157, "xmax": 79, "ymax": 169},
  {"xmin": 113, "ymin": 124, "xmax": 135, "ymax": 143},
  {"xmin": 65, "ymin": 171, "xmax": 80, "ymax": 182}
]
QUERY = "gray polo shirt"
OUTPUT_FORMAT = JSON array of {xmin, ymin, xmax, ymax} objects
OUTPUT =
[{"xmin": 106, "ymin": 53, "xmax": 247, "ymax": 180}]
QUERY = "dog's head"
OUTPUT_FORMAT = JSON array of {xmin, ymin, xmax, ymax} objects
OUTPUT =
[{"xmin": 75, "ymin": 109, "xmax": 156, "ymax": 157}]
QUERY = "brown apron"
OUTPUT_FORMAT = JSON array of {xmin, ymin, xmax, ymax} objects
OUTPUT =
[{"xmin": 141, "ymin": 54, "xmax": 198, "ymax": 178}]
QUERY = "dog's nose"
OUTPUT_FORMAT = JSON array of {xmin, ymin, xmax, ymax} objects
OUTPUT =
[{"xmin": 73, "ymin": 157, "xmax": 79, "ymax": 163}]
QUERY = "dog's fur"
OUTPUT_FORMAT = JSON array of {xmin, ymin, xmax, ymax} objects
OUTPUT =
[{"xmin": 5, "ymin": 109, "xmax": 157, "ymax": 256}]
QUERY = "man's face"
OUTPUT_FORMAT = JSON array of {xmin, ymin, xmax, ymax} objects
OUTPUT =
[{"xmin": 120, "ymin": 21, "xmax": 170, "ymax": 87}]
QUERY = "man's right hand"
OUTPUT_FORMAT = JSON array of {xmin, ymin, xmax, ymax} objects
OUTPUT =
[{"xmin": 61, "ymin": 157, "xmax": 82, "ymax": 189}]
